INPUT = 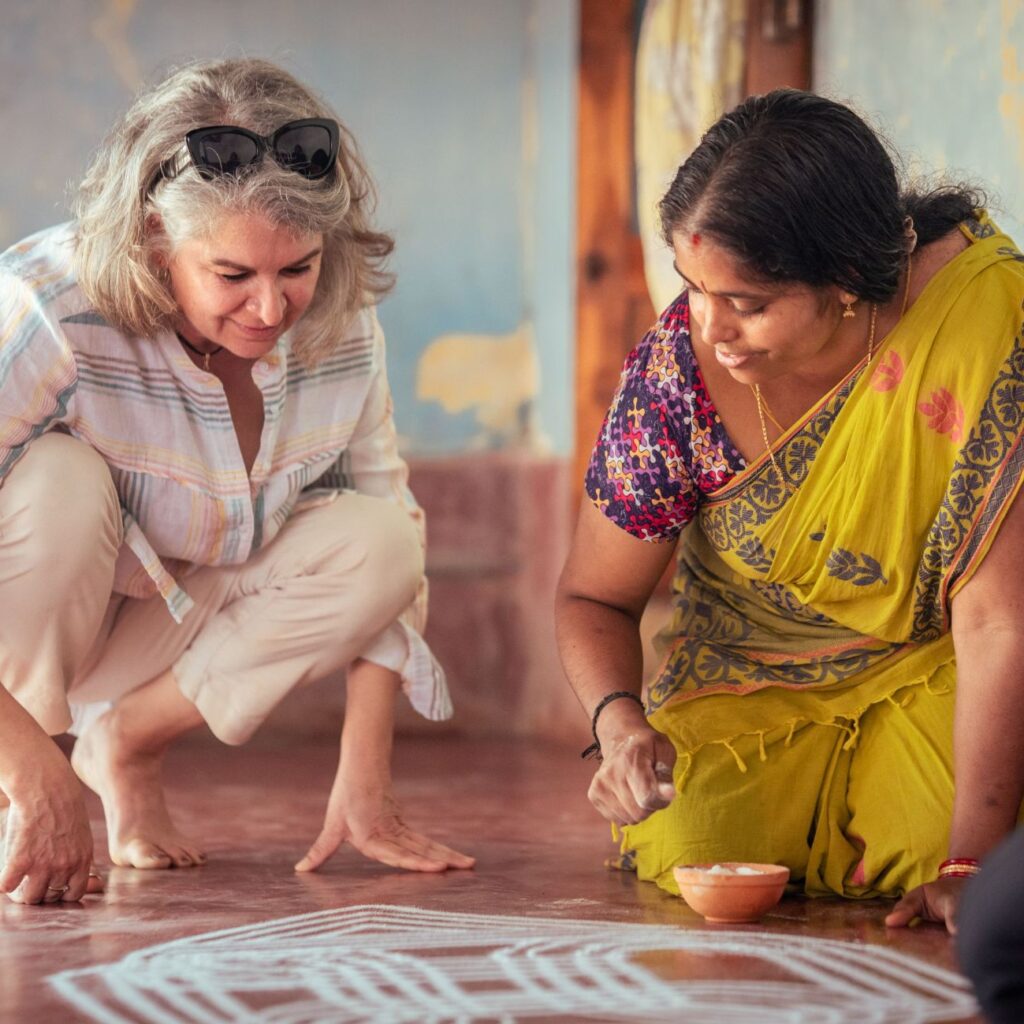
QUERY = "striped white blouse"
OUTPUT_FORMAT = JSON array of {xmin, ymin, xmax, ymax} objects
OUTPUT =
[{"xmin": 0, "ymin": 222, "xmax": 450, "ymax": 721}]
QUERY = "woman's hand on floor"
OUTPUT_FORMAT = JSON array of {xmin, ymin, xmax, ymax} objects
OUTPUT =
[
  {"xmin": 0, "ymin": 758, "xmax": 94, "ymax": 904},
  {"xmin": 587, "ymin": 721, "xmax": 678, "ymax": 827},
  {"xmin": 297, "ymin": 661, "xmax": 475, "ymax": 875},
  {"xmin": 294, "ymin": 782, "xmax": 475, "ymax": 875},
  {"xmin": 885, "ymin": 877, "xmax": 967, "ymax": 934}
]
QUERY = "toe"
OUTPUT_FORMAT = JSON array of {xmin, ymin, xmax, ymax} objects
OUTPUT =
[
  {"xmin": 119, "ymin": 841, "xmax": 173, "ymax": 870},
  {"xmin": 166, "ymin": 846, "xmax": 195, "ymax": 868},
  {"xmin": 167, "ymin": 840, "xmax": 208, "ymax": 868},
  {"xmin": 181, "ymin": 842, "xmax": 207, "ymax": 866}
]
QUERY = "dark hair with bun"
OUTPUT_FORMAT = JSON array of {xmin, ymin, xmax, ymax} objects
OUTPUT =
[{"xmin": 658, "ymin": 89, "xmax": 982, "ymax": 302}]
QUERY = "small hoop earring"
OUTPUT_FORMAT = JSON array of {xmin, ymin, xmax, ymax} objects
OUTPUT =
[{"xmin": 842, "ymin": 302, "xmax": 856, "ymax": 319}]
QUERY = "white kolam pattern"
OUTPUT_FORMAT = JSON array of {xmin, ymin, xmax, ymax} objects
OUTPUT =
[{"xmin": 48, "ymin": 903, "xmax": 977, "ymax": 1023}]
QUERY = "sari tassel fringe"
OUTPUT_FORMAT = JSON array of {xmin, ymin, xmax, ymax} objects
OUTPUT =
[
  {"xmin": 784, "ymin": 718, "xmax": 799, "ymax": 747},
  {"xmin": 717, "ymin": 738, "xmax": 748, "ymax": 773},
  {"xmin": 841, "ymin": 717, "xmax": 861, "ymax": 751}
]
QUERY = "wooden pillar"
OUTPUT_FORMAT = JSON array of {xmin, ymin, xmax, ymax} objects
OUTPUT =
[
  {"xmin": 573, "ymin": 0, "xmax": 813, "ymax": 503},
  {"xmin": 573, "ymin": 0, "xmax": 656, "ymax": 500},
  {"xmin": 744, "ymin": 0, "xmax": 813, "ymax": 93}
]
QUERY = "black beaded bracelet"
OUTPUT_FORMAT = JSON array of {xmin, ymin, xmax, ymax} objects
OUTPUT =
[{"xmin": 580, "ymin": 690, "xmax": 646, "ymax": 760}]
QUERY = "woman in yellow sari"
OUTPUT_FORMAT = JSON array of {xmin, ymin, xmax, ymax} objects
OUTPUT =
[{"xmin": 556, "ymin": 90, "xmax": 1024, "ymax": 934}]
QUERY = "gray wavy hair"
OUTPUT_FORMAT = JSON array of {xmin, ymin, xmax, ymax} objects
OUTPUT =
[{"xmin": 73, "ymin": 57, "xmax": 393, "ymax": 364}]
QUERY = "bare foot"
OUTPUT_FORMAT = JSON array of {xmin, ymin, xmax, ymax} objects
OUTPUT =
[{"xmin": 71, "ymin": 712, "xmax": 205, "ymax": 870}]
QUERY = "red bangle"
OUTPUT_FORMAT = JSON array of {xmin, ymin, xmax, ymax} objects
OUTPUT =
[{"xmin": 938, "ymin": 857, "xmax": 981, "ymax": 879}]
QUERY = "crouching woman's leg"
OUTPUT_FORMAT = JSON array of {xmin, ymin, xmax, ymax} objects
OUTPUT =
[
  {"xmin": 295, "ymin": 656, "xmax": 474, "ymax": 874},
  {"xmin": 70, "ymin": 492, "xmax": 472, "ymax": 873},
  {"xmin": 175, "ymin": 492, "xmax": 430, "ymax": 743},
  {"xmin": 0, "ymin": 434, "xmax": 121, "ymax": 902}
]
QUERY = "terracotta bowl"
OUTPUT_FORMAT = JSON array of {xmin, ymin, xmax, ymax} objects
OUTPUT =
[{"xmin": 672, "ymin": 862, "xmax": 790, "ymax": 923}]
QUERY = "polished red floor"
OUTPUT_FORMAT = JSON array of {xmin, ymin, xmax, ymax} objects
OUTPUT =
[{"xmin": 1, "ymin": 734, "xmax": 982, "ymax": 1022}]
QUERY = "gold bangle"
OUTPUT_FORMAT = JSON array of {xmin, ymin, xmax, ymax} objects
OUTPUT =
[{"xmin": 937, "ymin": 861, "xmax": 981, "ymax": 879}]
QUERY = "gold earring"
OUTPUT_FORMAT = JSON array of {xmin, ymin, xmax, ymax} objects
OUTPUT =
[{"xmin": 842, "ymin": 302, "xmax": 856, "ymax": 319}]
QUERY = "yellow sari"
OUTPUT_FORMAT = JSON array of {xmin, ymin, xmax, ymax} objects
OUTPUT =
[{"xmin": 622, "ymin": 215, "xmax": 1024, "ymax": 898}]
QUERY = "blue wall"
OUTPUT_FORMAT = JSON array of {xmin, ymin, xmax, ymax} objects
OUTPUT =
[
  {"xmin": 815, "ymin": 0, "xmax": 1024, "ymax": 241},
  {"xmin": 0, "ymin": 1, "xmax": 577, "ymax": 456}
]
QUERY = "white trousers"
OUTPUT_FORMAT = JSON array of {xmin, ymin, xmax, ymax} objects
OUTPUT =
[{"xmin": 0, "ymin": 434, "xmax": 422, "ymax": 744}]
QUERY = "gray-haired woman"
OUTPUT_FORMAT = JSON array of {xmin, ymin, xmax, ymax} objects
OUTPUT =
[{"xmin": 0, "ymin": 57, "xmax": 472, "ymax": 906}]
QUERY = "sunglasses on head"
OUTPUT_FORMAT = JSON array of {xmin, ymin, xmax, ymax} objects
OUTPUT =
[{"xmin": 157, "ymin": 118, "xmax": 340, "ymax": 185}]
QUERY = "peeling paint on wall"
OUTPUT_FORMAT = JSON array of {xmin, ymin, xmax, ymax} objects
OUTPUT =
[
  {"xmin": 416, "ymin": 323, "xmax": 548, "ymax": 449},
  {"xmin": 0, "ymin": 0, "xmax": 577, "ymax": 456}
]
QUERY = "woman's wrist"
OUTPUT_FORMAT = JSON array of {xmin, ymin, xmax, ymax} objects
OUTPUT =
[
  {"xmin": 0, "ymin": 688, "xmax": 67, "ymax": 791},
  {"xmin": 581, "ymin": 691, "xmax": 647, "ymax": 760},
  {"xmin": 938, "ymin": 856, "xmax": 981, "ymax": 879},
  {"xmin": 1, "ymin": 732, "xmax": 75, "ymax": 802},
  {"xmin": 336, "ymin": 755, "xmax": 391, "ymax": 789},
  {"xmin": 947, "ymin": 810, "xmax": 1021, "ymax": 864},
  {"xmin": 597, "ymin": 695, "xmax": 647, "ymax": 736}
]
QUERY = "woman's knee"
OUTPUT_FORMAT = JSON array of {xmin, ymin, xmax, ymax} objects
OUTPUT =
[
  {"xmin": 0, "ymin": 433, "xmax": 120, "ymax": 575},
  {"xmin": 331, "ymin": 494, "xmax": 423, "ymax": 604}
]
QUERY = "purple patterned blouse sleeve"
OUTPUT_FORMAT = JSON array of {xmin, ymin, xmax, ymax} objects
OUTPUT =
[{"xmin": 585, "ymin": 293, "xmax": 745, "ymax": 541}]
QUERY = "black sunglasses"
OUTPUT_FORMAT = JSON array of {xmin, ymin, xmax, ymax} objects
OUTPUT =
[{"xmin": 157, "ymin": 118, "xmax": 340, "ymax": 185}]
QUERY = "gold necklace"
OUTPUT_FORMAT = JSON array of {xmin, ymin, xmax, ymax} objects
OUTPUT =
[
  {"xmin": 752, "ymin": 302, "xmax": 875, "ymax": 487},
  {"xmin": 752, "ymin": 382, "xmax": 790, "ymax": 487},
  {"xmin": 865, "ymin": 301, "xmax": 878, "ymax": 362},
  {"xmin": 758, "ymin": 396, "xmax": 786, "ymax": 433},
  {"xmin": 864, "ymin": 249, "xmax": 912, "ymax": 364},
  {"xmin": 759, "ymin": 295, "xmax": 878, "ymax": 438},
  {"xmin": 899, "ymin": 250, "xmax": 913, "ymax": 319},
  {"xmin": 749, "ymin": 251, "xmax": 912, "ymax": 487}
]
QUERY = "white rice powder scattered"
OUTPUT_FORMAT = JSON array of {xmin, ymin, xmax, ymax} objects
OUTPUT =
[{"xmin": 700, "ymin": 865, "xmax": 765, "ymax": 876}]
